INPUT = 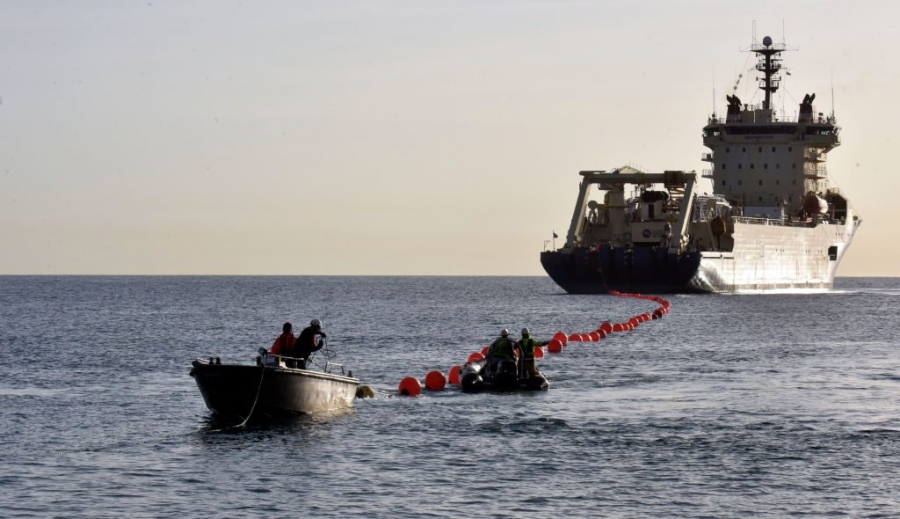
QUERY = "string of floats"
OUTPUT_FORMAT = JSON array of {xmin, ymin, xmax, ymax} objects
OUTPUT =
[{"xmin": 394, "ymin": 291, "xmax": 672, "ymax": 396}]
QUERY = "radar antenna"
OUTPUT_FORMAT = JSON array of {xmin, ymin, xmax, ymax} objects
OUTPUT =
[{"xmin": 750, "ymin": 35, "xmax": 788, "ymax": 111}]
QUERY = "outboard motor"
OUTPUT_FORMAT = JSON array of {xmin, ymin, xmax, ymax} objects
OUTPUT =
[{"xmin": 491, "ymin": 359, "xmax": 519, "ymax": 391}]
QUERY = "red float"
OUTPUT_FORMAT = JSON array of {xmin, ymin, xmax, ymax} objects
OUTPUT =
[
  {"xmin": 448, "ymin": 365, "xmax": 461, "ymax": 385},
  {"xmin": 588, "ymin": 331, "xmax": 600, "ymax": 341},
  {"xmin": 467, "ymin": 352, "xmax": 485, "ymax": 363},
  {"xmin": 424, "ymin": 370, "xmax": 446, "ymax": 391},
  {"xmin": 552, "ymin": 332, "xmax": 568, "ymax": 345},
  {"xmin": 599, "ymin": 322, "xmax": 613, "ymax": 334},
  {"xmin": 612, "ymin": 323, "xmax": 624, "ymax": 332},
  {"xmin": 534, "ymin": 346, "xmax": 545, "ymax": 358},
  {"xmin": 398, "ymin": 376, "xmax": 422, "ymax": 396},
  {"xmin": 548, "ymin": 339, "xmax": 564, "ymax": 353},
  {"xmin": 481, "ymin": 346, "xmax": 490, "ymax": 356}
]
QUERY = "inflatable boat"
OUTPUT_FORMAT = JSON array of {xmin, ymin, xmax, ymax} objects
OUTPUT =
[{"xmin": 459, "ymin": 358, "xmax": 549, "ymax": 393}]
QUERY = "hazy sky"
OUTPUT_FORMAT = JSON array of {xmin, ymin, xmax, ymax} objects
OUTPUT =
[{"xmin": 2, "ymin": 1, "xmax": 898, "ymax": 275}]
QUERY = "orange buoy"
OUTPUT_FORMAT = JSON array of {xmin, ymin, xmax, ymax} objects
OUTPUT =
[
  {"xmin": 548, "ymin": 339, "xmax": 564, "ymax": 353},
  {"xmin": 612, "ymin": 323, "xmax": 624, "ymax": 332},
  {"xmin": 588, "ymin": 331, "xmax": 600, "ymax": 342},
  {"xmin": 467, "ymin": 352, "xmax": 485, "ymax": 363},
  {"xmin": 552, "ymin": 332, "xmax": 568, "ymax": 345},
  {"xmin": 568, "ymin": 333, "xmax": 582, "ymax": 342},
  {"xmin": 599, "ymin": 322, "xmax": 613, "ymax": 334},
  {"xmin": 578, "ymin": 333, "xmax": 589, "ymax": 342},
  {"xmin": 534, "ymin": 346, "xmax": 545, "ymax": 358},
  {"xmin": 481, "ymin": 346, "xmax": 490, "ymax": 356},
  {"xmin": 398, "ymin": 376, "xmax": 422, "ymax": 396},
  {"xmin": 448, "ymin": 365, "xmax": 461, "ymax": 385},
  {"xmin": 425, "ymin": 370, "xmax": 447, "ymax": 391},
  {"xmin": 597, "ymin": 329, "xmax": 608, "ymax": 339}
]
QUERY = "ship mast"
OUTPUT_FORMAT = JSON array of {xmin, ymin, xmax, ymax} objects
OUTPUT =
[{"xmin": 751, "ymin": 35, "xmax": 786, "ymax": 111}]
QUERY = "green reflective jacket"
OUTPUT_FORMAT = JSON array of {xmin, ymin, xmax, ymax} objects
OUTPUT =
[
  {"xmin": 518, "ymin": 337, "xmax": 547, "ymax": 360},
  {"xmin": 488, "ymin": 337, "xmax": 516, "ymax": 360}
]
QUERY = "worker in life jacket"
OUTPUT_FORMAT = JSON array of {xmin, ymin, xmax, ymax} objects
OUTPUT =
[
  {"xmin": 291, "ymin": 319, "xmax": 327, "ymax": 368},
  {"xmin": 516, "ymin": 328, "xmax": 548, "ymax": 378},
  {"xmin": 271, "ymin": 322, "xmax": 295, "ymax": 356},
  {"xmin": 486, "ymin": 328, "xmax": 517, "ymax": 375}
]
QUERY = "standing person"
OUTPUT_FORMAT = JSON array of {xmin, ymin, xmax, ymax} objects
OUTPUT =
[
  {"xmin": 486, "ymin": 329, "xmax": 517, "ymax": 373},
  {"xmin": 270, "ymin": 322, "xmax": 295, "ymax": 356},
  {"xmin": 516, "ymin": 328, "xmax": 548, "ymax": 378},
  {"xmin": 291, "ymin": 319, "xmax": 327, "ymax": 368}
]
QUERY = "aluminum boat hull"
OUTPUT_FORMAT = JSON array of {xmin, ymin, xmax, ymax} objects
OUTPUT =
[{"xmin": 190, "ymin": 363, "xmax": 359, "ymax": 421}]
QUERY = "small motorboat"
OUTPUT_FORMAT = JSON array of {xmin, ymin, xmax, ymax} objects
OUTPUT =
[
  {"xmin": 459, "ymin": 358, "xmax": 550, "ymax": 393},
  {"xmin": 190, "ymin": 347, "xmax": 359, "ymax": 422}
]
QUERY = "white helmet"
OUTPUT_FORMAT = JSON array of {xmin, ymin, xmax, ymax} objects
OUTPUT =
[
  {"xmin": 501, "ymin": 329, "xmax": 509, "ymax": 337},
  {"xmin": 521, "ymin": 328, "xmax": 530, "ymax": 337},
  {"xmin": 310, "ymin": 319, "xmax": 322, "ymax": 327}
]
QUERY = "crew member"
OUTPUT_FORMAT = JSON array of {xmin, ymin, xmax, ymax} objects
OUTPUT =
[
  {"xmin": 516, "ymin": 328, "xmax": 548, "ymax": 378},
  {"xmin": 270, "ymin": 322, "xmax": 295, "ymax": 356},
  {"xmin": 486, "ymin": 329, "xmax": 517, "ymax": 373},
  {"xmin": 291, "ymin": 319, "xmax": 327, "ymax": 368}
]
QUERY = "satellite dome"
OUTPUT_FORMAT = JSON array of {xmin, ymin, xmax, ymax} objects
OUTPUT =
[{"xmin": 762, "ymin": 36, "xmax": 772, "ymax": 47}]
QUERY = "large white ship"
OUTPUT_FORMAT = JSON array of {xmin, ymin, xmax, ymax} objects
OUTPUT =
[{"xmin": 541, "ymin": 36, "xmax": 861, "ymax": 293}]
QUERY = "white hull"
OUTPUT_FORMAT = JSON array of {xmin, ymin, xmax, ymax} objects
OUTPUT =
[{"xmin": 691, "ymin": 213, "xmax": 858, "ymax": 293}]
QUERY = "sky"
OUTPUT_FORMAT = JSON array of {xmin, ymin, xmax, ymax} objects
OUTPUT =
[{"xmin": 2, "ymin": 0, "xmax": 899, "ymax": 276}]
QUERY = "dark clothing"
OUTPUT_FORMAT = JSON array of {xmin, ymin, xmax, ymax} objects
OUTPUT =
[
  {"xmin": 292, "ymin": 325, "xmax": 325, "ymax": 362},
  {"xmin": 487, "ymin": 337, "xmax": 516, "ymax": 361}
]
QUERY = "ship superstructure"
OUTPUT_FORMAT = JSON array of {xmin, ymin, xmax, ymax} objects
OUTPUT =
[{"xmin": 541, "ymin": 36, "xmax": 861, "ymax": 293}]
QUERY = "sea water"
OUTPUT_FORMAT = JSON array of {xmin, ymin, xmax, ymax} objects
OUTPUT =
[{"xmin": 1, "ymin": 276, "xmax": 898, "ymax": 518}]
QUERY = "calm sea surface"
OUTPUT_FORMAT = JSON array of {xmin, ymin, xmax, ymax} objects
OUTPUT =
[{"xmin": 1, "ymin": 276, "xmax": 899, "ymax": 518}]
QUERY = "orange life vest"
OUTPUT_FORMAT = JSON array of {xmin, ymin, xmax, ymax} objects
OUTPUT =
[{"xmin": 271, "ymin": 333, "xmax": 295, "ymax": 355}]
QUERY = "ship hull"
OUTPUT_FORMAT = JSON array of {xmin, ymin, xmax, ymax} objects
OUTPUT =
[
  {"xmin": 541, "ymin": 219, "xmax": 856, "ymax": 294},
  {"xmin": 190, "ymin": 363, "xmax": 359, "ymax": 421}
]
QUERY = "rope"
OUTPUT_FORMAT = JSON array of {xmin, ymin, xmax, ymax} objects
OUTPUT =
[{"xmin": 206, "ymin": 365, "xmax": 267, "ymax": 433}]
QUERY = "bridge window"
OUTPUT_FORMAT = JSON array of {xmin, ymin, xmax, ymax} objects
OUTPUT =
[
  {"xmin": 758, "ymin": 180, "xmax": 763, "ymax": 186},
  {"xmin": 764, "ymin": 164, "xmax": 768, "ymax": 169},
  {"xmin": 750, "ymin": 163, "xmax": 755, "ymax": 169}
]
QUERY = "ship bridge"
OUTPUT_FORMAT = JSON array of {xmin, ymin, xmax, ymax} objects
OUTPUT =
[{"xmin": 701, "ymin": 36, "xmax": 841, "ymax": 213}]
